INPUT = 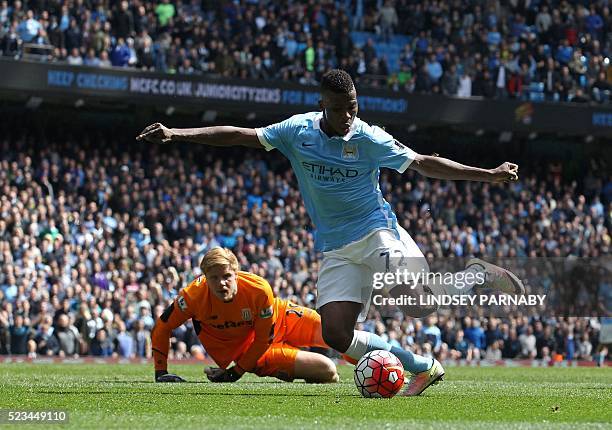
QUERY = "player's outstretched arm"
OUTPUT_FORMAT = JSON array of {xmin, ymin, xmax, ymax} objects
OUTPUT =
[
  {"xmin": 151, "ymin": 297, "xmax": 192, "ymax": 382},
  {"xmin": 409, "ymin": 153, "xmax": 519, "ymax": 183},
  {"xmin": 136, "ymin": 123, "xmax": 261, "ymax": 148}
]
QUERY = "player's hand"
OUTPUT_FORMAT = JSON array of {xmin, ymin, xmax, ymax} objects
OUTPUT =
[
  {"xmin": 155, "ymin": 370, "xmax": 186, "ymax": 383},
  {"xmin": 205, "ymin": 367, "xmax": 243, "ymax": 383},
  {"xmin": 491, "ymin": 162, "xmax": 519, "ymax": 183},
  {"xmin": 136, "ymin": 123, "xmax": 174, "ymax": 144}
]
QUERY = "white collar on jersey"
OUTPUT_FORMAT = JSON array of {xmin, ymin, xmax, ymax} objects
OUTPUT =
[{"xmin": 313, "ymin": 112, "xmax": 358, "ymax": 141}]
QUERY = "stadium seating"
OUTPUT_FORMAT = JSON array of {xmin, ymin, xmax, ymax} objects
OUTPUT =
[{"xmin": 1, "ymin": 1, "xmax": 609, "ymax": 103}]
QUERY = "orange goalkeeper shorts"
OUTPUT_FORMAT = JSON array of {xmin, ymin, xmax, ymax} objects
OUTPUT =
[{"xmin": 253, "ymin": 301, "xmax": 326, "ymax": 381}]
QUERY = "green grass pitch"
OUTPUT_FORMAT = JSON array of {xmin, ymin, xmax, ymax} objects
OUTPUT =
[{"xmin": 0, "ymin": 363, "xmax": 610, "ymax": 429}]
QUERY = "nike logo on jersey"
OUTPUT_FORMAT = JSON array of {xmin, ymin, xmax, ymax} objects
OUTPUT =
[
  {"xmin": 302, "ymin": 142, "xmax": 315, "ymax": 147},
  {"xmin": 393, "ymin": 139, "xmax": 407, "ymax": 150}
]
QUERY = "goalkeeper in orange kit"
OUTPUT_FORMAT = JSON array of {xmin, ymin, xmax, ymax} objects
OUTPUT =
[{"xmin": 152, "ymin": 247, "xmax": 339, "ymax": 383}]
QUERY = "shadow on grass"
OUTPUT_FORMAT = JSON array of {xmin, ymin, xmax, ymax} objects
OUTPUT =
[
  {"xmin": 99, "ymin": 380, "xmax": 353, "ymax": 385},
  {"xmin": 99, "ymin": 380, "xmax": 205, "ymax": 384},
  {"xmin": 37, "ymin": 390, "xmax": 356, "ymax": 397}
]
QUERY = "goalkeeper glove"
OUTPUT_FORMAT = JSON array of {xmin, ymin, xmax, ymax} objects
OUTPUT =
[
  {"xmin": 205, "ymin": 366, "xmax": 243, "ymax": 383},
  {"xmin": 155, "ymin": 370, "xmax": 186, "ymax": 383}
]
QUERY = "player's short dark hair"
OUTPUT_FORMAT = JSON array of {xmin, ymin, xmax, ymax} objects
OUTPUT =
[{"xmin": 320, "ymin": 69, "xmax": 355, "ymax": 95}]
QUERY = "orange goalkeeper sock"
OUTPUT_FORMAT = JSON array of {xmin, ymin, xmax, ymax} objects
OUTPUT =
[{"xmin": 342, "ymin": 353, "xmax": 358, "ymax": 365}]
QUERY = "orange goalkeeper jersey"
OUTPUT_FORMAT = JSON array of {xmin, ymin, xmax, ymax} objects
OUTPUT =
[{"xmin": 152, "ymin": 271, "xmax": 279, "ymax": 372}]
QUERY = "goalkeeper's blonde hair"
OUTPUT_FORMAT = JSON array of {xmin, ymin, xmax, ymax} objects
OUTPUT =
[{"xmin": 200, "ymin": 247, "xmax": 239, "ymax": 275}]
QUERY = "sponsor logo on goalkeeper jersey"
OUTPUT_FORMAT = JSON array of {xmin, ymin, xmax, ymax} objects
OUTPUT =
[
  {"xmin": 177, "ymin": 296, "xmax": 188, "ymax": 312},
  {"xmin": 260, "ymin": 306, "xmax": 273, "ymax": 319},
  {"xmin": 210, "ymin": 320, "xmax": 254, "ymax": 329}
]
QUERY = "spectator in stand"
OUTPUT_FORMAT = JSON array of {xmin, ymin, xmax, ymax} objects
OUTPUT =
[
  {"xmin": 441, "ymin": 64, "xmax": 460, "ymax": 96},
  {"xmin": 564, "ymin": 327, "xmax": 576, "ymax": 361},
  {"xmin": 1, "ymin": 20, "xmax": 20, "ymax": 57},
  {"xmin": 426, "ymin": 54, "xmax": 443, "ymax": 86},
  {"xmin": 9, "ymin": 314, "xmax": 30, "ymax": 355},
  {"xmin": 134, "ymin": 319, "xmax": 151, "ymax": 358},
  {"xmin": 116, "ymin": 321, "xmax": 135, "ymax": 358},
  {"xmin": 0, "ymin": 310, "xmax": 11, "ymax": 355},
  {"xmin": 155, "ymin": 0, "xmax": 175, "ymax": 30},
  {"xmin": 113, "ymin": 0, "xmax": 134, "ymax": 40},
  {"xmin": 535, "ymin": 5, "xmax": 552, "ymax": 42},
  {"xmin": 457, "ymin": 72, "xmax": 472, "ymax": 98},
  {"xmin": 539, "ymin": 57, "xmax": 560, "ymax": 100},
  {"xmin": 507, "ymin": 71, "xmax": 523, "ymax": 99},
  {"xmin": 378, "ymin": 0, "xmax": 398, "ymax": 43},
  {"xmin": 577, "ymin": 333, "xmax": 593, "ymax": 360},
  {"xmin": 423, "ymin": 316, "xmax": 442, "ymax": 353},
  {"xmin": 572, "ymin": 88, "xmax": 589, "ymax": 103},
  {"xmin": 0, "ymin": 1, "xmax": 9, "ymax": 28},
  {"xmin": 177, "ymin": 57, "xmax": 195, "ymax": 75},
  {"xmin": 501, "ymin": 327, "xmax": 519, "ymax": 359},
  {"xmin": 28, "ymin": 315, "xmax": 59, "ymax": 357},
  {"xmin": 592, "ymin": 72, "xmax": 611, "ymax": 103},
  {"xmin": 485, "ymin": 319, "xmax": 503, "ymax": 348},
  {"xmin": 519, "ymin": 326, "xmax": 537, "ymax": 359},
  {"xmin": 494, "ymin": 60, "xmax": 509, "ymax": 99},
  {"xmin": 53, "ymin": 314, "xmax": 80, "ymax": 357},
  {"xmin": 452, "ymin": 329, "xmax": 469, "ymax": 359},
  {"xmin": 16, "ymin": 9, "xmax": 41, "ymax": 43},
  {"xmin": 557, "ymin": 65, "xmax": 575, "ymax": 101},
  {"xmin": 110, "ymin": 37, "xmax": 130, "ymax": 67},
  {"xmin": 83, "ymin": 48, "xmax": 100, "ymax": 67},
  {"xmin": 464, "ymin": 318, "xmax": 486, "ymax": 359},
  {"xmin": 136, "ymin": 32, "xmax": 154, "ymax": 70},
  {"xmin": 485, "ymin": 340, "xmax": 502, "ymax": 361},
  {"xmin": 90, "ymin": 329, "xmax": 114, "ymax": 357},
  {"xmin": 64, "ymin": 18, "xmax": 81, "ymax": 53},
  {"xmin": 99, "ymin": 50, "xmax": 111, "ymax": 67},
  {"xmin": 66, "ymin": 47, "xmax": 82, "ymax": 65},
  {"xmin": 585, "ymin": 5, "xmax": 604, "ymax": 42}
]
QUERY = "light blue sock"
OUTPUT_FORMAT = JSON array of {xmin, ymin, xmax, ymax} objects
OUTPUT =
[
  {"xmin": 345, "ymin": 330, "xmax": 433, "ymax": 374},
  {"xmin": 389, "ymin": 345, "xmax": 433, "ymax": 374}
]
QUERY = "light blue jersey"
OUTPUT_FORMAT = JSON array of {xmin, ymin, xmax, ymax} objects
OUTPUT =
[{"xmin": 256, "ymin": 112, "xmax": 416, "ymax": 252}]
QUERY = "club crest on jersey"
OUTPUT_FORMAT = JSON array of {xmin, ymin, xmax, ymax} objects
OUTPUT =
[
  {"xmin": 341, "ymin": 142, "xmax": 359, "ymax": 160},
  {"xmin": 241, "ymin": 308, "xmax": 252, "ymax": 321},
  {"xmin": 177, "ymin": 296, "xmax": 188, "ymax": 312},
  {"xmin": 260, "ymin": 306, "xmax": 273, "ymax": 319}
]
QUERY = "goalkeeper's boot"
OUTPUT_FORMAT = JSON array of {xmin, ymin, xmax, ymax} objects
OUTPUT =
[
  {"xmin": 402, "ymin": 359, "xmax": 445, "ymax": 396},
  {"xmin": 466, "ymin": 258, "xmax": 525, "ymax": 295}
]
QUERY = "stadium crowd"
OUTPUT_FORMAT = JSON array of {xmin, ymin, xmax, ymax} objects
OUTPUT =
[
  {"xmin": 1, "ymin": 1, "xmax": 610, "ymax": 103},
  {"xmin": 0, "ymin": 124, "xmax": 610, "ymax": 365}
]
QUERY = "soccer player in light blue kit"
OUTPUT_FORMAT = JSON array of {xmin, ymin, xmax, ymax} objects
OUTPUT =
[{"xmin": 137, "ymin": 69, "xmax": 524, "ymax": 395}]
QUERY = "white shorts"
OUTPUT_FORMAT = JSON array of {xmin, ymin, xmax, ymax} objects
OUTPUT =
[{"xmin": 316, "ymin": 226, "xmax": 428, "ymax": 322}]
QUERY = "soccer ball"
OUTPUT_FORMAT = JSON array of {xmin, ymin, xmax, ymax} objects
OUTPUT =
[{"xmin": 354, "ymin": 350, "xmax": 405, "ymax": 398}]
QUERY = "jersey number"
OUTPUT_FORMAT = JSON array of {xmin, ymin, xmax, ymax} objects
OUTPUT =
[
  {"xmin": 379, "ymin": 250, "xmax": 406, "ymax": 272},
  {"xmin": 286, "ymin": 303, "xmax": 303, "ymax": 318}
]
